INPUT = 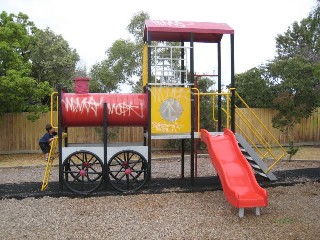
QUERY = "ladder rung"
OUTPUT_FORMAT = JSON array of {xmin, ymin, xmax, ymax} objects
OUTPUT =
[
  {"xmin": 257, "ymin": 172, "xmax": 268, "ymax": 178},
  {"xmin": 250, "ymin": 163, "xmax": 261, "ymax": 170}
]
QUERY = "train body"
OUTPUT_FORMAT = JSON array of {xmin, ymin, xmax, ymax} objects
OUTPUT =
[{"xmin": 61, "ymin": 92, "xmax": 148, "ymax": 127}]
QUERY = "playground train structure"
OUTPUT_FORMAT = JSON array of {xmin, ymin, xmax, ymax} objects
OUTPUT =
[{"xmin": 42, "ymin": 20, "xmax": 286, "ymax": 218}]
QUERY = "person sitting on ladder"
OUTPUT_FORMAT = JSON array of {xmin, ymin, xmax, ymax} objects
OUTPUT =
[{"xmin": 39, "ymin": 123, "xmax": 57, "ymax": 161}]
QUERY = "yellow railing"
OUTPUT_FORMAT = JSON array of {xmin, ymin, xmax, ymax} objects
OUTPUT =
[
  {"xmin": 50, "ymin": 92, "xmax": 59, "ymax": 128},
  {"xmin": 233, "ymin": 92, "xmax": 286, "ymax": 172},
  {"xmin": 192, "ymin": 88, "xmax": 231, "ymax": 132},
  {"xmin": 194, "ymin": 89, "xmax": 286, "ymax": 173},
  {"xmin": 41, "ymin": 137, "xmax": 58, "ymax": 191}
]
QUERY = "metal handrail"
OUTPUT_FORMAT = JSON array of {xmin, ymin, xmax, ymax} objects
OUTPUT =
[
  {"xmin": 194, "ymin": 89, "xmax": 286, "ymax": 173},
  {"xmin": 50, "ymin": 92, "xmax": 58, "ymax": 129},
  {"xmin": 234, "ymin": 92, "xmax": 286, "ymax": 171},
  {"xmin": 192, "ymin": 88, "xmax": 200, "ymax": 133},
  {"xmin": 193, "ymin": 91, "xmax": 231, "ymax": 130}
]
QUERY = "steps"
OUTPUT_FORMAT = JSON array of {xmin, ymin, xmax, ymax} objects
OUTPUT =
[{"xmin": 235, "ymin": 133, "xmax": 277, "ymax": 181}]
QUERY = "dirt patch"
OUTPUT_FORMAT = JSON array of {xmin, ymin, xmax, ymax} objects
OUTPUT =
[
  {"xmin": 0, "ymin": 153, "xmax": 55, "ymax": 168},
  {"xmin": 271, "ymin": 145, "xmax": 320, "ymax": 161}
]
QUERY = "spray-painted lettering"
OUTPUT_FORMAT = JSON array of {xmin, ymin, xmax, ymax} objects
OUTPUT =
[
  {"xmin": 63, "ymin": 97, "xmax": 144, "ymax": 118},
  {"xmin": 107, "ymin": 102, "xmax": 144, "ymax": 118},
  {"xmin": 149, "ymin": 20, "xmax": 194, "ymax": 28},
  {"xmin": 63, "ymin": 97, "xmax": 102, "ymax": 116},
  {"xmin": 152, "ymin": 121, "xmax": 183, "ymax": 133}
]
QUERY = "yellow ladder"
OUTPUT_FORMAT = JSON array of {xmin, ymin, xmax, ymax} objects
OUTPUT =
[{"xmin": 41, "ymin": 137, "xmax": 58, "ymax": 191}]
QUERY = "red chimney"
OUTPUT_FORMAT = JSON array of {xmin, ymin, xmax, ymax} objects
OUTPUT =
[{"xmin": 74, "ymin": 77, "xmax": 90, "ymax": 94}]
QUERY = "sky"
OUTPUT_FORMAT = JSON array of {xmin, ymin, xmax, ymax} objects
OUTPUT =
[{"xmin": 1, "ymin": 0, "xmax": 317, "ymax": 90}]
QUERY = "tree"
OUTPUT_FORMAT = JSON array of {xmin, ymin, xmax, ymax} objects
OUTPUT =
[
  {"xmin": 270, "ymin": 4, "xmax": 320, "ymax": 160},
  {"xmin": 29, "ymin": 27, "xmax": 80, "ymax": 91},
  {"xmin": 276, "ymin": 4, "xmax": 320, "ymax": 63},
  {"xmin": 0, "ymin": 11, "xmax": 51, "ymax": 119},
  {"xmin": 91, "ymin": 39, "xmax": 140, "ymax": 92},
  {"xmin": 267, "ymin": 57, "xmax": 320, "ymax": 136},
  {"xmin": 74, "ymin": 59, "xmax": 88, "ymax": 78},
  {"xmin": 90, "ymin": 59, "xmax": 122, "ymax": 93},
  {"xmin": 126, "ymin": 11, "xmax": 149, "ymax": 44},
  {"xmin": 0, "ymin": 11, "xmax": 34, "ymax": 77},
  {"xmin": 197, "ymin": 77, "xmax": 216, "ymax": 131},
  {"xmin": 235, "ymin": 66, "xmax": 274, "ymax": 108},
  {"xmin": 270, "ymin": 3, "xmax": 320, "ymax": 143},
  {"xmin": 89, "ymin": 11, "xmax": 150, "ymax": 93},
  {"xmin": 234, "ymin": 4, "xmax": 320, "ymax": 160}
]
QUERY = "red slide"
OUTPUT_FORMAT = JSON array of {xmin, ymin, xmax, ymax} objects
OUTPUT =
[{"xmin": 201, "ymin": 128, "xmax": 268, "ymax": 213}]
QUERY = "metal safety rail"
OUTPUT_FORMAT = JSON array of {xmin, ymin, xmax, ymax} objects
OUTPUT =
[
  {"xmin": 192, "ymin": 88, "xmax": 231, "ymax": 133},
  {"xmin": 193, "ymin": 89, "xmax": 286, "ymax": 174},
  {"xmin": 41, "ymin": 137, "xmax": 58, "ymax": 191},
  {"xmin": 233, "ymin": 92, "xmax": 286, "ymax": 172}
]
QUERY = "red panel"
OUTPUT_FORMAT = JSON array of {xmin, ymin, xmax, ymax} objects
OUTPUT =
[
  {"xmin": 144, "ymin": 20, "xmax": 234, "ymax": 43},
  {"xmin": 61, "ymin": 93, "xmax": 148, "ymax": 127}
]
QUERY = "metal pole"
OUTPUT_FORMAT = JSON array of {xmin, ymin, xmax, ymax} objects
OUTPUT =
[
  {"xmin": 190, "ymin": 33, "xmax": 195, "ymax": 184},
  {"xmin": 181, "ymin": 41, "xmax": 185, "ymax": 84},
  {"xmin": 103, "ymin": 103, "xmax": 108, "ymax": 190},
  {"xmin": 217, "ymin": 42, "xmax": 222, "ymax": 132},
  {"xmin": 58, "ymin": 84, "xmax": 63, "ymax": 190},
  {"xmin": 230, "ymin": 34, "xmax": 235, "ymax": 132},
  {"xmin": 147, "ymin": 33, "xmax": 152, "ymax": 182},
  {"xmin": 181, "ymin": 139, "xmax": 184, "ymax": 179}
]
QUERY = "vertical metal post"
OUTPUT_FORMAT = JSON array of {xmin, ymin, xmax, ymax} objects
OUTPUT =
[
  {"xmin": 143, "ymin": 128, "xmax": 147, "ymax": 146},
  {"xmin": 64, "ymin": 127, "xmax": 68, "ymax": 147},
  {"xmin": 147, "ymin": 33, "xmax": 152, "ymax": 84},
  {"xmin": 103, "ymin": 103, "xmax": 108, "ymax": 190},
  {"xmin": 230, "ymin": 34, "xmax": 235, "ymax": 132},
  {"xmin": 190, "ymin": 33, "xmax": 195, "ymax": 183},
  {"xmin": 147, "ymin": 88, "xmax": 152, "ymax": 182},
  {"xmin": 181, "ymin": 139, "xmax": 185, "ymax": 179},
  {"xmin": 58, "ymin": 84, "xmax": 63, "ymax": 190},
  {"xmin": 217, "ymin": 42, "xmax": 222, "ymax": 132},
  {"xmin": 181, "ymin": 41, "xmax": 185, "ymax": 84},
  {"xmin": 147, "ymin": 33, "xmax": 152, "ymax": 182},
  {"xmin": 181, "ymin": 41, "xmax": 185, "ymax": 179}
]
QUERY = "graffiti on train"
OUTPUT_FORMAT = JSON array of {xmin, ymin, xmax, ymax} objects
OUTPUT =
[{"xmin": 63, "ymin": 97, "xmax": 145, "ymax": 118}]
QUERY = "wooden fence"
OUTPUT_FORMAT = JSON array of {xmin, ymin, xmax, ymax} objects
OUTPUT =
[
  {"xmin": 235, "ymin": 108, "xmax": 320, "ymax": 145},
  {"xmin": 0, "ymin": 109, "xmax": 319, "ymax": 153},
  {"xmin": 0, "ymin": 112, "xmax": 165, "ymax": 153}
]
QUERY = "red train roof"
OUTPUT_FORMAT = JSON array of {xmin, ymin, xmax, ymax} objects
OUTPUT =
[{"xmin": 144, "ymin": 20, "xmax": 234, "ymax": 43}]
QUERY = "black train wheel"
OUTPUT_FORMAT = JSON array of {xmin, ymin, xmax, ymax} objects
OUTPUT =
[
  {"xmin": 63, "ymin": 150, "xmax": 103, "ymax": 194},
  {"xmin": 107, "ymin": 150, "xmax": 148, "ymax": 193}
]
